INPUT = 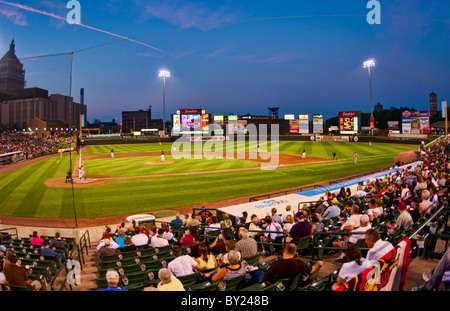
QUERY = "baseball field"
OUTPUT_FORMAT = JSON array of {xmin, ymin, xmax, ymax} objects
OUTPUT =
[{"xmin": 0, "ymin": 140, "xmax": 418, "ymax": 220}]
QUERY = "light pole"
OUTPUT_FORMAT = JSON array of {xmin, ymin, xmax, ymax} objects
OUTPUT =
[
  {"xmin": 159, "ymin": 70, "xmax": 171, "ymax": 136},
  {"xmin": 364, "ymin": 59, "xmax": 375, "ymax": 136}
]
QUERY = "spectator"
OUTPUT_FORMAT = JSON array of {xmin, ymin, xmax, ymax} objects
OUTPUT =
[
  {"xmin": 114, "ymin": 230, "xmax": 127, "ymax": 249},
  {"xmin": 209, "ymin": 250, "xmax": 245, "ymax": 283},
  {"xmin": 332, "ymin": 244, "xmax": 369, "ymax": 290},
  {"xmin": 288, "ymin": 212, "xmax": 311, "ymax": 244},
  {"xmin": 150, "ymin": 228, "xmax": 170, "ymax": 248},
  {"xmin": 41, "ymin": 240, "xmax": 67, "ymax": 263},
  {"xmin": 157, "ymin": 268, "xmax": 185, "ymax": 291},
  {"xmin": 162, "ymin": 224, "xmax": 174, "ymax": 243},
  {"xmin": 235, "ymin": 228, "xmax": 258, "ymax": 259},
  {"xmin": 322, "ymin": 201, "xmax": 341, "ymax": 220},
  {"xmin": 420, "ymin": 190, "xmax": 435, "ymax": 215},
  {"xmin": 186, "ymin": 214, "xmax": 201, "ymax": 228},
  {"xmin": 282, "ymin": 205, "xmax": 295, "ymax": 222},
  {"xmin": 386, "ymin": 202, "xmax": 414, "ymax": 235},
  {"xmin": 3, "ymin": 251, "xmax": 42, "ymax": 291},
  {"xmin": 195, "ymin": 243, "xmax": 218, "ymax": 271},
  {"xmin": 131, "ymin": 226, "xmax": 149, "ymax": 247},
  {"xmin": 30, "ymin": 231, "xmax": 44, "ymax": 246},
  {"xmin": 219, "ymin": 213, "xmax": 233, "ymax": 229},
  {"xmin": 262, "ymin": 243, "xmax": 323, "ymax": 285},
  {"xmin": 49, "ymin": 232, "xmax": 69, "ymax": 249},
  {"xmin": 120, "ymin": 237, "xmax": 137, "ymax": 253},
  {"xmin": 215, "ymin": 240, "xmax": 236, "ymax": 267},
  {"xmin": 97, "ymin": 239, "xmax": 119, "ymax": 257},
  {"xmin": 97, "ymin": 236, "xmax": 119, "ymax": 251},
  {"xmin": 263, "ymin": 216, "xmax": 284, "ymax": 255},
  {"xmin": 97, "ymin": 269, "xmax": 128, "ymax": 291},
  {"xmin": 409, "ymin": 197, "xmax": 423, "ymax": 223},
  {"xmin": 364, "ymin": 228, "xmax": 394, "ymax": 263},
  {"xmin": 271, "ymin": 208, "xmax": 283, "ymax": 224},
  {"xmin": 310, "ymin": 213, "xmax": 323, "ymax": 234},
  {"xmin": 205, "ymin": 216, "xmax": 221, "ymax": 234},
  {"xmin": 181, "ymin": 227, "xmax": 197, "ymax": 248},
  {"xmin": 283, "ymin": 214, "xmax": 295, "ymax": 241},
  {"xmin": 167, "ymin": 245, "xmax": 201, "ymax": 277},
  {"xmin": 170, "ymin": 214, "xmax": 183, "ymax": 228}
]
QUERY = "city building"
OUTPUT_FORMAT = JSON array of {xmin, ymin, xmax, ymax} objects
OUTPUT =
[
  {"xmin": 0, "ymin": 40, "xmax": 25, "ymax": 92},
  {"xmin": 121, "ymin": 106, "xmax": 152, "ymax": 132},
  {"xmin": 0, "ymin": 40, "xmax": 87, "ymax": 131}
]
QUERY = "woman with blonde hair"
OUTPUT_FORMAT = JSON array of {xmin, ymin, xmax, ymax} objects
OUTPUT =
[{"xmin": 195, "ymin": 243, "xmax": 218, "ymax": 271}]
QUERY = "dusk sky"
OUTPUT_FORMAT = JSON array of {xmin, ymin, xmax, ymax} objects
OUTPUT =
[{"xmin": 0, "ymin": 0, "xmax": 449, "ymax": 124}]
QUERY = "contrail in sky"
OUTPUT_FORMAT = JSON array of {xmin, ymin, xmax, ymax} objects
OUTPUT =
[{"xmin": 0, "ymin": 0, "xmax": 168, "ymax": 55}]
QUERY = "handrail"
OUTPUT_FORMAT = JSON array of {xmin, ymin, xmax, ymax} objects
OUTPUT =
[{"xmin": 0, "ymin": 227, "xmax": 19, "ymax": 241}]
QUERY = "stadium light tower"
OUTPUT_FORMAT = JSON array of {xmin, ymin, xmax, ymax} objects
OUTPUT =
[
  {"xmin": 159, "ymin": 70, "xmax": 171, "ymax": 136},
  {"xmin": 364, "ymin": 59, "xmax": 375, "ymax": 136}
]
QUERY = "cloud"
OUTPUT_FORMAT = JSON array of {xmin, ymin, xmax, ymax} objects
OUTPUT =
[
  {"xmin": 0, "ymin": 6, "xmax": 27, "ymax": 25},
  {"xmin": 139, "ymin": 0, "xmax": 242, "ymax": 30}
]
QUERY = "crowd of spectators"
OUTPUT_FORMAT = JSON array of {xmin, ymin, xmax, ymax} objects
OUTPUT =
[{"xmin": 0, "ymin": 130, "xmax": 74, "ymax": 163}]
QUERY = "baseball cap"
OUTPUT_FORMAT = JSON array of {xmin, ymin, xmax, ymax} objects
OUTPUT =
[{"xmin": 398, "ymin": 202, "xmax": 406, "ymax": 211}]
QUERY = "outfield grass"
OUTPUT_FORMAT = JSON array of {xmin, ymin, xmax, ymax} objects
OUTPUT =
[{"xmin": 0, "ymin": 141, "xmax": 418, "ymax": 219}]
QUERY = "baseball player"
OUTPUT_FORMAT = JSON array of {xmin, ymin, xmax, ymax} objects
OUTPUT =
[{"xmin": 161, "ymin": 150, "xmax": 165, "ymax": 162}]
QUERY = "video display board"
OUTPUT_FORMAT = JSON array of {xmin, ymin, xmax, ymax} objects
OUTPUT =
[
  {"xmin": 313, "ymin": 114, "xmax": 324, "ymax": 134},
  {"xmin": 299, "ymin": 114, "xmax": 309, "ymax": 134},
  {"xmin": 402, "ymin": 110, "xmax": 429, "ymax": 135},
  {"xmin": 172, "ymin": 109, "xmax": 207, "ymax": 135},
  {"xmin": 339, "ymin": 111, "xmax": 360, "ymax": 135}
]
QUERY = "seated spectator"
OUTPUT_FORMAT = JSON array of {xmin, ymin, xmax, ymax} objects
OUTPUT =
[
  {"xmin": 310, "ymin": 213, "xmax": 323, "ymax": 234},
  {"xmin": 167, "ymin": 245, "xmax": 201, "ymax": 277},
  {"xmin": 340, "ymin": 204, "xmax": 361, "ymax": 232},
  {"xmin": 41, "ymin": 240, "xmax": 67, "ymax": 263},
  {"xmin": 186, "ymin": 214, "xmax": 201, "ymax": 228},
  {"xmin": 354, "ymin": 185, "xmax": 368, "ymax": 198},
  {"xmin": 364, "ymin": 228, "xmax": 394, "ymax": 263},
  {"xmin": 322, "ymin": 201, "xmax": 341, "ymax": 220},
  {"xmin": 170, "ymin": 214, "xmax": 183, "ymax": 228},
  {"xmin": 30, "ymin": 231, "xmax": 44, "ymax": 246},
  {"xmin": 162, "ymin": 224, "xmax": 174, "ymax": 243},
  {"xmin": 150, "ymin": 228, "xmax": 170, "ymax": 248},
  {"xmin": 332, "ymin": 244, "xmax": 369, "ymax": 290},
  {"xmin": 209, "ymin": 250, "xmax": 245, "ymax": 282},
  {"xmin": 3, "ymin": 251, "xmax": 42, "ymax": 291},
  {"xmin": 131, "ymin": 227, "xmax": 149, "ymax": 247},
  {"xmin": 386, "ymin": 202, "xmax": 414, "ymax": 235},
  {"xmin": 115, "ymin": 222, "xmax": 126, "ymax": 234},
  {"xmin": 114, "ymin": 230, "xmax": 127, "ymax": 249},
  {"xmin": 181, "ymin": 227, "xmax": 197, "ymax": 248},
  {"xmin": 333, "ymin": 215, "xmax": 371, "ymax": 262},
  {"xmin": 97, "ymin": 236, "xmax": 119, "ymax": 251},
  {"xmin": 205, "ymin": 216, "xmax": 221, "ymax": 234},
  {"xmin": 271, "ymin": 208, "xmax": 283, "ymax": 224},
  {"xmin": 263, "ymin": 216, "xmax": 284, "ymax": 255},
  {"xmin": 49, "ymin": 232, "xmax": 69, "ymax": 249},
  {"xmin": 288, "ymin": 212, "xmax": 311, "ymax": 244},
  {"xmin": 219, "ymin": 213, "xmax": 233, "ymax": 229},
  {"xmin": 262, "ymin": 243, "xmax": 323, "ymax": 285},
  {"xmin": 97, "ymin": 239, "xmax": 119, "ymax": 257},
  {"xmin": 188, "ymin": 235, "xmax": 207, "ymax": 258},
  {"xmin": 157, "ymin": 268, "xmax": 185, "ymax": 291},
  {"xmin": 195, "ymin": 243, "xmax": 218, "ymax": 271},
  {"xmin": 420, "ymin": 190, "xmax": 435, "ymax": 215},
  {"xmin": 248, "ymin": 215, "xmax": 264, "ymax": 241},
  {"xmin": 120, "ymin": 237, "xmax": 137, "ymax": 253},
  {"xmin": 283, "ymin": 214, "xmax": 295, "ymax": 241},
  {"xmin": 235, "ymin": 228, "xmax": 258, "ymax": 259},
  {"xmin": 282, "ymin": 205, "xmax": 295, "ymax": 222},
  {"xmin": 97, "ymin": 269, "xmax": 128, "ymax": 291},
  {"xmin": 409, "ymin": 197, "xmax": 423, "ymax": 223},
  {"xmin": 216, "ymin": 240, "xmax": 236, "ymax": 267}
]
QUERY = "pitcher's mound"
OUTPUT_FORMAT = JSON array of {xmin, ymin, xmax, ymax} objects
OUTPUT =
[{"xmin": 144, "ymin": 161, "xmax": 175, "ymax": 165}]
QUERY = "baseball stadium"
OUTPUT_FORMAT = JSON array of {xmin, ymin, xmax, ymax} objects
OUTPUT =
[{"xmin": 1, "ymin": 132, "xmax": 449, "ymax": 294}]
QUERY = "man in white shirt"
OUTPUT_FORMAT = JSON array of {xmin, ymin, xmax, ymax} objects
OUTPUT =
[
  {"xmin": 167, "ymin": 245, "xmax": 201, "ymax": 277},
  {"xmin": 340, "ymin": 205, "xmax": 361, "ymax": 232},
  {"xmin": 150, "ymin": 228, "xmax": 169, "ymax": 248},
  {"xmin": 131, "ymin": 227, "xmax": 149, "ymax": 247},
  {"xmin": 354, "ymin": 186, "xmax": 368, "ymax": 198},
  {"xmin": 365, "ymin": 228, "xmax": 394, "ymax": 263}
]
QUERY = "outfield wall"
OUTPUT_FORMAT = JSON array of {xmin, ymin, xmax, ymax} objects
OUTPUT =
[{"xmin": 217, "ymin": 161, "xmax": 422, "ymax": 222}]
